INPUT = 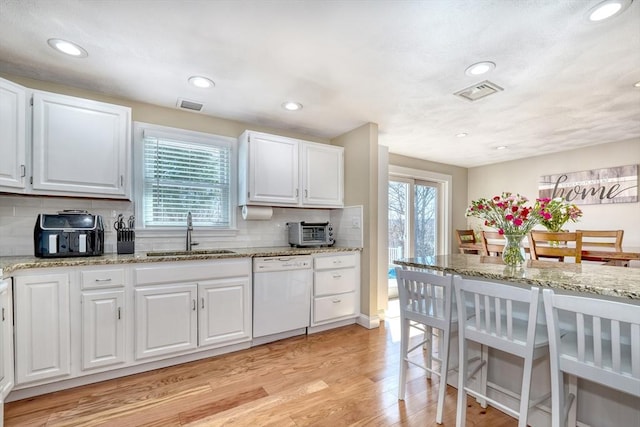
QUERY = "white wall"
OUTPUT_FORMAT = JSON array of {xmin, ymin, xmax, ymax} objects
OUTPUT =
[{"xmin": 468, "ymin": 138, "xmax": 640, "ymax": 246}]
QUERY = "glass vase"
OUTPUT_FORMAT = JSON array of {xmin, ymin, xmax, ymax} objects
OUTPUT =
[{"xmin": 502, "ymin": 234, "xmax": 526, "ymax": 267}]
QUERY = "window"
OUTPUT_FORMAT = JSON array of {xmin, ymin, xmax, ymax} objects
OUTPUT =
[{"xmin": 134, "ymin": 123, "xmax": 236, "ymax": 229}]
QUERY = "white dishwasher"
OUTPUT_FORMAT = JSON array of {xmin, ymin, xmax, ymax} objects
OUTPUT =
[{"xmin": 252, "ymin": 255, "xmax": 312, "ymax": 346}]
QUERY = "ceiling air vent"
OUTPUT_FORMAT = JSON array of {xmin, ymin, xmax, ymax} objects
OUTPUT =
[
  {"xmin": 177, "ymin": 98, "xmax": 204, "ymax": 112},
  {"xmin": 454, "ymin": 80, "xmax": 504, "ymax": 102}
]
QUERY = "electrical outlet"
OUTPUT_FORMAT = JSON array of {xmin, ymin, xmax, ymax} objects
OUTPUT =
[{"xmin": 351, "ymin": 216, "xmax": 361, "ymax": 229}]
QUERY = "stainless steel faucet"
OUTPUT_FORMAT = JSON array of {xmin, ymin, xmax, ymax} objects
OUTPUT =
[{"xmin": 186, "ymin": 211, "xmax": 199, "ymax": 251}]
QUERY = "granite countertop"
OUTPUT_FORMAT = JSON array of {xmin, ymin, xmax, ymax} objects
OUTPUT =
[
  {"xmin": 0, "ymin": 246, "xmax": 361, "ymax": 276},
  {"xmin": 394, "ymin": 254, "xmax": 640, "ymax": 301}
]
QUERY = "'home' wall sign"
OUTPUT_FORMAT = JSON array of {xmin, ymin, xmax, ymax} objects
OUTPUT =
[{"xmin": 538, "ymin": 164, "xmax": 638, "ymax": 205}]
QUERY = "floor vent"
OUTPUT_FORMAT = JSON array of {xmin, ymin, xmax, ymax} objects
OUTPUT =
[
  {"xmin": 454, "ymin": 80, "xmax": 504, "ymax": 102},
  {"xmin": 177, "ymin": 98, "xmax": 204, "ymax": 112}
]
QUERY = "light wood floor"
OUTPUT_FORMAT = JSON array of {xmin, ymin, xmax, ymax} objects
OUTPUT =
[{"xmin": 4, "ymin": 311, "xmax": 516, "ymax": 426}]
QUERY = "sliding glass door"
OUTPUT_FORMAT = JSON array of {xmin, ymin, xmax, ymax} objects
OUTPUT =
[{"xmin": 388, "ymin": 177, "xmax": 439, "ymax": 294}]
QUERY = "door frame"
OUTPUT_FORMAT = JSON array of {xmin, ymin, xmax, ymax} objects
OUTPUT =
[{"xmin": 388, "ymin": 165, "xmax": 452, "ymax": 256}]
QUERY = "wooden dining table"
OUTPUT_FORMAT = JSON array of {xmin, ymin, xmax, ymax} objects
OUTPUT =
[
  {"xmin": 459, "ymin": 240, "xmax": 640, "ymax": 263},
  {"xmin": 581, "ymin": 246, "xmax": 640, "ymax": 262}
]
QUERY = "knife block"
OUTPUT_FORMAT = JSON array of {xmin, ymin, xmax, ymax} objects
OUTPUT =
[{"xmin": 117, "ymin": 229, "xmax": 135, "ymax": 254}]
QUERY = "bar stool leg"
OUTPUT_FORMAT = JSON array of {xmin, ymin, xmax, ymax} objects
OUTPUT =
[
  {"xmin": 456, "ymin": 332, "xmax": 468, "ymax": 427},
  {"xmin": 398, "ymin": 317, "xmax": 410, "ymax": 400},
  {"xmin": 478, "ymin": 344, "xmax": 489, "ymax": 408},
  {"xmin": 435, "ymin": 326, "xmax": 451, "ymax": 424},
  {"xmin": 567, "ymin": 375, "xmax": 578, "ymax": 427},
  {"xmin": 425, "ymin": 326, "xmax": 433, "ymax": 379},
  {"xmin": 517, "ymin": 351, "xmax": 535, "ymax": 427}
]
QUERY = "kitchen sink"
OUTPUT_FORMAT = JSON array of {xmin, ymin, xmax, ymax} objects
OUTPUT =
[{"xmin": 145, "ymin": 249, "xmax": 236, "ymax": 257}]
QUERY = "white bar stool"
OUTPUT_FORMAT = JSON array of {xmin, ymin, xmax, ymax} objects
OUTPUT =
[
  {"xmin": 395, "ymin": 268, "xmax": 455, "ymax": 424},
  {"xmin": 454, "ymin": 277, "xmax": 550, "ymax": 427},
  {"xmin": 542, "ymin": 289, "xmax": 640, "ymax": 427}
]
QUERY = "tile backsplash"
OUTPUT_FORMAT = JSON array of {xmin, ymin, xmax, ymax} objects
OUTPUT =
[{"xmin": 0, "ymin": 195, "xmax": 363, "ymax": 256}]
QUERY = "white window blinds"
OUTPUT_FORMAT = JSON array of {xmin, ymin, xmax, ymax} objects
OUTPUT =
[{"xmin": 142, "ymin": 132, "xmax": 231, "ymax": 227}]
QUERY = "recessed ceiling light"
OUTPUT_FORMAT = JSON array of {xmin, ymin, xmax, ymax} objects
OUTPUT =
[
  {"xmin": 465, "ymin": 61, "xmax": 496, "ymax": 76},
  {"xmin": 47, "ymin": 38, "xmax": 88, "ymax": 58},
  {"xmin": 282, "ymin": 101, "xmax": 303, "ymax": 111},
  {"xmin": 587, "ymin": 0, "xmax": 632, "ymax": 21},
  {"xmin": 188, "ymin": 76, "xmax": 215, "ymax": 88},
  {"xmin": 496, "ymin": 145, "xmax": 508, "ymax": 150},
  {"xmin": 456, "ymin": 133, "xmax": 468, "ymax": 138},
  {"xmin": 634, "ymin": 81, "xmax": 640, "ymax": 88}
]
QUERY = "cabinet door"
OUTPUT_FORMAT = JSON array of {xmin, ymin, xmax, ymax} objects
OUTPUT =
[
  {"xmin": 248, "ymin": 132, "xmax": 299, "ymax": 205},
  {"xmin": 301, "ymin": 142, "xmax": 344, "ymax": 207},
  {"xmin": 0, "ymin": 78, "xmax": 27, "ymax": 191},
  {"xmin": 0, "ymin": 281, "xmax": 12, "ymax": 400},
  {"xmin": 135, "ymin": 285, "xmax": 197, "ymax": 360},
  {"xmin": 82, "ymin": 290, "xmax": 125, "ymax": 370},
  {"xmin": 14, "ymin": 274, "xmax": 71, "ymax": 385},
  {"xmin": 198, "ymin": 278, "xmax": 251, "ymax": 348},
  {"xmin": 31, "ymin": 90, "xmax": 131, "ymax": 198}
]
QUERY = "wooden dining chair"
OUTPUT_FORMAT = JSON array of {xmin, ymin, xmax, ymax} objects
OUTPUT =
[
  {"xmin": 480, "ymin": 231, "xmax": 504, "ymax": 256},
  {"xmin": 456, "ymin": 229, "xmax": 478, "ymax": 254},
  {"xmin": 578, "ymin": 230, "xmax": 627, "ymax": 265},
  {"xmin": 529, "ymin": 231, "xmax": 583, "ymax": 263}
]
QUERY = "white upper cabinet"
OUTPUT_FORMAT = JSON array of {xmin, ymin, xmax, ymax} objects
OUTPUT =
[
  {"xmin": 239, "ymin": 131, "xmax": 299, "ymax": 205},
  {"xmin": 0, "ymin": 77, "xmax": 27, "ymax": 192},
  {"xmin": 31, "ymin": 90, "xmax": 131, "ymax": 198},
  {"xmin": 238, "ymin": 130, "xmax": 344, "ymax": 208},
  {"xmin": 301, "ymin": 141, "xmax": 344, "ymax": 207}
]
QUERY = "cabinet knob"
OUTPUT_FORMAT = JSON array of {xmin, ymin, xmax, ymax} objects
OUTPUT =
[
  {"xmin": 332, "ymin": 299, "xmax": 341, "ymax": 304},
  {"xmin": 117, "ymin": 307, "xmax": 121, "ymax": 320},
  {"xmin": 332, "ymin": 274, "xmax": 342, "ymax": 279},
  {"xmin": 201, "ymin": 297, "xmax": 205, "ymax": 309},
  {"xmin": 192, "ymin": 299, "xmax": 196, "ymax": 311}
]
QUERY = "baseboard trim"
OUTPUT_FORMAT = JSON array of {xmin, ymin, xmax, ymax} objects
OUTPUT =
[{"xmin": 357, "ymin": 313, "xmax": 380, "ymax": 329}]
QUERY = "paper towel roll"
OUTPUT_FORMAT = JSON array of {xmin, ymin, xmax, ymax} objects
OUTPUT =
[{"xmin": 241, "ymin": 205, "xmax": 273, "ymax": 220}]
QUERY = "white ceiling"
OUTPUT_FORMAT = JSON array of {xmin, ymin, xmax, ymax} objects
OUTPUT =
[{"xmin": 1, "ymin": 0, "xmax": 639, "ymax": 168}]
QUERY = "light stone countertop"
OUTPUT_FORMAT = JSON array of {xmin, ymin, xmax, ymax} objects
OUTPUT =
[
  {"xmin": 394, "ymin": 254, "xmax": 640, "ymax": 301},
  {"xmin": 0, "ymin": 246, "xmax": 361, "ymax": 277}
]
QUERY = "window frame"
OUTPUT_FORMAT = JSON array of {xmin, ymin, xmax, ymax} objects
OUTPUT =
[{"xmin": 133, "ymin": 122, "xmax": 238, "ymax": 237}]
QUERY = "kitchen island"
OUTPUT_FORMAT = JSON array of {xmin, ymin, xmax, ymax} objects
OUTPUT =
[
  {"xmin": 393, "ymin": 254, "xmax": 640, "ymax": 426},
  {"xmin": 394, "ymin": 253, "xmax": 639, "ymax": 301}
]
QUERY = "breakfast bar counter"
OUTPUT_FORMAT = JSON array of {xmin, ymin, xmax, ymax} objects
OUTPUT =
[
  {"xmin": 394, "ymin": 254, "xmax": 640, "ymax": 426},
  {"xmin": 394, "ymin": 253, "xmax": 640, "ymax": 301}
]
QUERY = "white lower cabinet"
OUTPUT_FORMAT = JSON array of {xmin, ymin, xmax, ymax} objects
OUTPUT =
[
  {"xmin": 0, "ymin": 280, "xmax": 14, "ymax": 402},
  {"xmin": 133, "ymin": 258, "xmax": 252, "ymax": 360},
  {"xmin": 198, "ymin": 278, "xmax": 251, "ymax": 348},
  {"xmin": 9, "ymin": 258, "xmax": 252, "ymax": 399},
  {"xmin": 14, "ymin": 273, "xmax": 71, "ymax": 385},
  {"xmin": 134, "ymin": 284, "xmax": 198, "ymax": 360},
  {"xmin": 311, "ymin": 252, "xmax": 360, "ymax": 327},
  {"xmin": 81, "ymin": 290, "xmax": 126, "ymax": 370}
]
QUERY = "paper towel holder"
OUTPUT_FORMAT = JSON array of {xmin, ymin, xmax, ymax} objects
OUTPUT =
[{"xmin": 241, "ymin": 205, "xmax": 273, "ymax": 220}]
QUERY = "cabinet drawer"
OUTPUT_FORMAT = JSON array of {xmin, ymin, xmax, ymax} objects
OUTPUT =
[
  {"xmin": 313, "ymin": 292, "xmax": 357, "ymax": 323},
  {"xmin": 314, "ymin": 268, "xmax": 356, "ymax": 296},
  {"xmin": 314, "ymin": 253, "xmax": 356, "ymax": 270},
  {"xmin": 134, "ymin": 258, "xmax": 250, "ymax": 286},
  {"xmin": 81, "ymin": 268, "xmax": 125, "ymax": 289}
]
